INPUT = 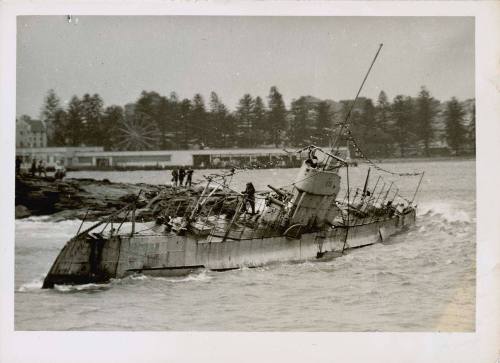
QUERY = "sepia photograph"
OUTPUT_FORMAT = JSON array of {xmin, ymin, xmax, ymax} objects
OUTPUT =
[
  {"xmin": 12, "ymin": 15, "xmax": 478, "ymax": 332},
  {"xmin": 2, "ymin": 1, "xmax": 500, "ymax": 362}
]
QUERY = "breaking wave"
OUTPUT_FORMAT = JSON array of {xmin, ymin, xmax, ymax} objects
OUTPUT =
[
  {"xmin": 18, "ymin": 276, "xmax": 44, "ymax": 292},
  {"xmin": 117, "ymin": 269, "xmax": 213, "ymax": 284},
  {"xmin": 418, "ymin": 201, "xmax": 474, "ymax": 224},
  {"xmin": 17, "ymin": 277, "xmax": 111, "ymax": 293},
  {"xmin": 53, "ymin": 283, "xmax": 111, "ymax": 292},
  {"xmin": 167, "ymin": 270, "xmax": 213, "ymax": 283}
]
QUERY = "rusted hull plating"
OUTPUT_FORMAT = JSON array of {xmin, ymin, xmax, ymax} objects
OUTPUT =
[{"xmin": 42, "ymin": 209, "xmax": 416, "ymax": 288}]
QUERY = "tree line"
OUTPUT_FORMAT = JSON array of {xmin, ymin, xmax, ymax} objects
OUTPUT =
[{"xmin": 26, "ymin": 86, "xmax": 475, "ymax": 157}]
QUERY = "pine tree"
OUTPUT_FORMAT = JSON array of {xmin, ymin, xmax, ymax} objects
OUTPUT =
[
  {"xmin": 314, "ymin": 101, "xmax": 332, "ymax": 147},
  {"xmin": 289, "ymin": 97, "xmax": 311, "ymax": 146},
  {"xmin": 178, "ymin": 99, "xmax": 192, "ymax": 149},
  {"xmin": 40, "ymin": 89, "xmax": 61, "ymax": 146},
  {"xmin": 444, "ymin": 97, "xmax": 467, "ymax": 155},
  {"xmin": 415, "ymin": 86, "xmax": 439, "ymax": 156},
  {"xmin": 101, "ymin": 105, "xmax": 124, "ymax": 150},
  {"xmin": 66, "ymin": 96, "xmax": 84, "ymax": 146},
  {"xmin": 51, "ymin": 109, "xmax": 68, "ymax": 146},
  {"xmin": 191, "ymin": 94, "xmax": 207, "ymax": 148},
  {"xmin": 374, "ymin": 91, "xmax": 393, "ymax": 157},
  {"xmin": 468, "ymin": 103, "xmax": 476, "ymax": 153},
  {"xmin": 220, "ymin": 113, "xmax": 238, "ymax": 148},
  {"xmin": 157, "ymin": 96, "xmax": 172, "ymax": 149},
  {"xmin": 358, "ymin": 98, "xmax": 377, "ymax": 155},
  {"xmin": 236, "ymin": 94, "xmax": 254, "ymax": 147},
  {"xmin": 81, "ymin": 93, "xmax": 104, "ymax": 146},
  {"xmin": 209, "ymin": 92, "xmax": 230, "ymax": 148},
  {"xmin": 267, "ymin": 86, "xmax": 287, "ymax": 147},
  {"xmin": 346, "ymin": 98, "xmax": 378, "ymax": 157},
  {"xmin": 167, "ymin": 92, "xmax": 181, "ymax": 149},
  {"xmin": 391, "ymin": 95, "xmax": 416, "ymax": 157},
  {"xmin": 252, "ymin": 96, "xmax": 267, "ymax": 145}
]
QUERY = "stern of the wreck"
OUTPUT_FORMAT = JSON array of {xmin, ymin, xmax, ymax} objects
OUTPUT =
[{"xmin": 42, "ymin": 232, "xmax": 122, "ymax": 288}]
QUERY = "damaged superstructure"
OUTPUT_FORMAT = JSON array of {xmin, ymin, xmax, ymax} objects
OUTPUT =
[
  {"xmin": 42, "ymin": 146, "xmax": 420, "ymax": 288},
  {"xmin": 42, "ymin": 43, "xmax": 423, "ymax": 288}
]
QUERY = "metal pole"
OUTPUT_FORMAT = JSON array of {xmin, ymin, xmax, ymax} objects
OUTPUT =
[
  {"xmin": 361, "ymin": 175, "xmax": 381, "ymax": 225},
  {"xmin": 362, "ymin": 168, "xmax": 372, "ymax": 197},
  {"xmin": 130, "ymin": 205, "xmax": 136, "ymax": 236},
  {"xmin": 76, "ymin": 208, "xmax": 90, "ymax": 235},
  {"xmin": 114, "ymin": 210, "xmax": 129, "ymax": 234},
  {"xmin": 366, "ymin": 175, "xmax": 381, "ymax": 205},
  {"xmin": 333, "ymin": 43, "xmax": 384, "ymax": 152},
  {"xmin": 365, "ymin": 175, "xmax": 381, "ymax": 207},
  {"xmin": 381, "ymin": 181, "xmax": 394, "ymax": 205},
  {"xmin": 190, "ymin": 178, "xmax": 211, "ymax": 220},
  {"xmin": 372, "ymin": 175, "xmax": 381, "ymax": 194},
  {"xmin": 371, "ymin": 182, "xmax": 386, "ymax": 223},
  {"xmin": 390, "ymin": 189, "xmax": 399, "ymax": 204},
  {"xmin": 291, "ymin": 191, "xmax": 306, "ymax": 221},
  {"xmin": 410, "ymin": 172, "xmax": 425, "ymax": 205},
  {"xmin": 212, "ymin": 194, "xmax": 226, "ymax": 238},
  {"xmin": 373, "ymin": 182, "xmax": 386, "ymax": 207},
  {"xmin": 351, "ymin": 187, "xmax": 361, "ymax": 206},
  {"xmin": 222, "ymin": 197, "xmax": 244, "ymax": 242},
  {"xmin": 342, "ymin": 165, "xmax": 350, "ymax": 253}
]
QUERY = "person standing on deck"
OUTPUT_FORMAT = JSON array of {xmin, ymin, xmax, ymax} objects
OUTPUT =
[
  {"xmin": 244, "ymin": 182, "xmax": 256, "ymax": 215},
  {"xmin": 185, "ymin": 167, "xmax": 194, "ymax": 187},
  {"xmin": 178, "ymin": 167, "xmax": 186, "ymax": 186},
  {"xmin": 171, "ymin": 168, "xmax": 179, "ymax": 187}
]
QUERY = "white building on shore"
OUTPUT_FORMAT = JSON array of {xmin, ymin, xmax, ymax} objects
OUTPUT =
[
  {"xmin": 16, "ymin": 146, "xmax": 349, "ymax": 169},
  {"xmin": 16, "ymin": 118, "xmax": 47, "ymax": 148}
]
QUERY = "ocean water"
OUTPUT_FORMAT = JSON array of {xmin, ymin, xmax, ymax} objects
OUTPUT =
[{"xmin": 15, "ymin": 160, "xmax": 475, "ymax": 331}]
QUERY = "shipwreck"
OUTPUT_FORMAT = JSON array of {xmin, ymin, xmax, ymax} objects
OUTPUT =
[
  {"xmin": 42, "ymin": 144, "xmax": 423, "ymax": 288},
  {"xmin": 42, "ymin": 43, "xmax": 424, "ymax": 288}
]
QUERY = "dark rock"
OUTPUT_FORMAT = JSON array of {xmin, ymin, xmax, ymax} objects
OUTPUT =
[
  {"xmin": 15, "ymin": 175, "xmax": 162, "ymax": 221},
  {"xmin": 15, "ymin": 175, "xmax": 210, "ymax": 222},
  {"xmin": 119, "ymin": 193, "xmax": 140, "ymax": 204},
  {"xmin": 15, "ymin": 205, "xmax": 31, "ymax": 219}
]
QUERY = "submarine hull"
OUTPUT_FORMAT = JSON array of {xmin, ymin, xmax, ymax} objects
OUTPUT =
[{"xmin": 42, "ymin": 209, "xmax": 416, "ymax": 288}]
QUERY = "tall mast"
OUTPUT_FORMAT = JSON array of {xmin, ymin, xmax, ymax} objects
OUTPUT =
[
  {"xmin": 331, "ymin": 43, "xmax": 384, "ymax": 154},
  {"xmin": 323, "ymin": 44, "xmax": 384, "ymax": 170}
]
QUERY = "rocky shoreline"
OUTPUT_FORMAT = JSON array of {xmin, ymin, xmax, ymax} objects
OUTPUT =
[{"xmin": 15, "ymin": 176, "xmax": 166, "ymax": 221}]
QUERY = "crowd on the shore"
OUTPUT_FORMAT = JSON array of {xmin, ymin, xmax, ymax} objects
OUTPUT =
[
  {"xmin": 15, "ymin": 154, "xmax": 199, "ymax": 188},
  {"xmin": 170, "ymin": 167, "xmax": 194, "ymax": 187},
  {"xmin": 15, "ymin": 156, "xmax": 66, "ymax": 180}
]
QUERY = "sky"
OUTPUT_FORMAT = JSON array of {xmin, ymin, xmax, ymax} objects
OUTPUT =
[{"xmin": 16, "ymin": 16, "xmax": 474, "ymax": 118}]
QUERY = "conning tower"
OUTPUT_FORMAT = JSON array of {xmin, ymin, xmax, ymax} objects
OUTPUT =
[{"xmin": 289, "ymin": 162, "xmax": 341, "ymax": 228}]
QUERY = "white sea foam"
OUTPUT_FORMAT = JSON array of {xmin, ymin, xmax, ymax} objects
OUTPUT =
[
  {"xmin": 54, "ymin": 283, "xmax": 110, "ymax": 292},
  {"xmin": 18, "ymin": 277, "xmax": 44, "ymax": 292},
  {"xmin": 129, "ymin": 274, "xmax": 149, "ymax": 281},
  {"xmin": 118, "ymin": 270, "xmax": 213, "ymax": 284},
  {"xmin": 170, "ymin": 270, "xmax": 212, "ymax": 283},
  {"xmin": 418, "ymin": 202, "xmax": 473, "ymax": 223}
]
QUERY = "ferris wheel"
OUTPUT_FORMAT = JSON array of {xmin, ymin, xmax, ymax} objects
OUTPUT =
[{"xmin": 115, "ymin": 115, "xmax": 160, "ymax": 151}]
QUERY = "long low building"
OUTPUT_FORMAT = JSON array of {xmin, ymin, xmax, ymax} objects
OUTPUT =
[
  {"xmin": 16, "ymin": 147, "xmax": 105, "ymax": 167},
  {"xmin": 16, "ymin": 146, "xmax": 349, "ymax": 169}
]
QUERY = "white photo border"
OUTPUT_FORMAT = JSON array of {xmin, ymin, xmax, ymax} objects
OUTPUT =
[{"xmin": 1, "ymin": 1, "xmax": 499, "ymax": 363}]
